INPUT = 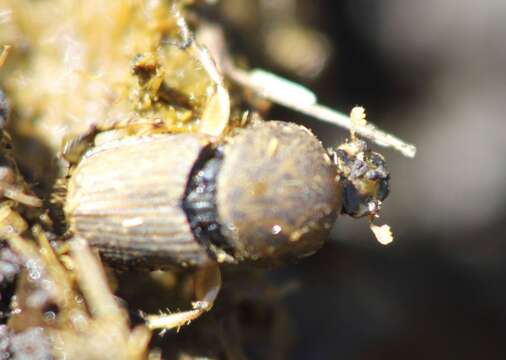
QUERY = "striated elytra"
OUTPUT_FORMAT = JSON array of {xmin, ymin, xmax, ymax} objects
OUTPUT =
[{"xmin": 65, "ymin": 121, "xmax": 341, "ymax": 269}]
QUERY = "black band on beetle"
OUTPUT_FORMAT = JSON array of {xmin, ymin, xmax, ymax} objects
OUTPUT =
[{"xmin": 182, "ymin": 145, "xmax": 234, "ymax": 259}]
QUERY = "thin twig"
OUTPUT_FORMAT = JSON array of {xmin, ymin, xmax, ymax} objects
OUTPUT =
[{"xmin": 226, "ymin": 66, "xmax": 417, "ymax": 158}]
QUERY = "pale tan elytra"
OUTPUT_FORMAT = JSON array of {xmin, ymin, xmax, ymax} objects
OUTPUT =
[{"xmin": 65, "ymin": 135, "xmax": 213, "ymax": 269}]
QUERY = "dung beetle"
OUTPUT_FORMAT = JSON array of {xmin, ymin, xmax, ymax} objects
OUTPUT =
[
  {"xmin": 60, "ymin": 5, "xmax": 407, "ymax": 332},
  {"xmin": 66, "ymin": 120, "xmax": 390, "ymax": 268},
  {"xmin": 63, "ymin": 117, "xmax": 391, "ymax": 331}
]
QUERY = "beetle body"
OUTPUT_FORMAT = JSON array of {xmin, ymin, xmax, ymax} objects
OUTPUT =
[{"xmin": 65, "ymin": 121, "xmax": 341, "ymax": 269}]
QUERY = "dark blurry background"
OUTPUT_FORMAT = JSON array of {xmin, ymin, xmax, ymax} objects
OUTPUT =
[{"xmin": 209, "ymin": 1, "xmax": 506, "ymax": 359}]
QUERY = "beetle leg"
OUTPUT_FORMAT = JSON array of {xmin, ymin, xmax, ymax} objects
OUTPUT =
[{"xmin": 143, "ymin": 264, "xmax": 221, "ymax": 332}]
